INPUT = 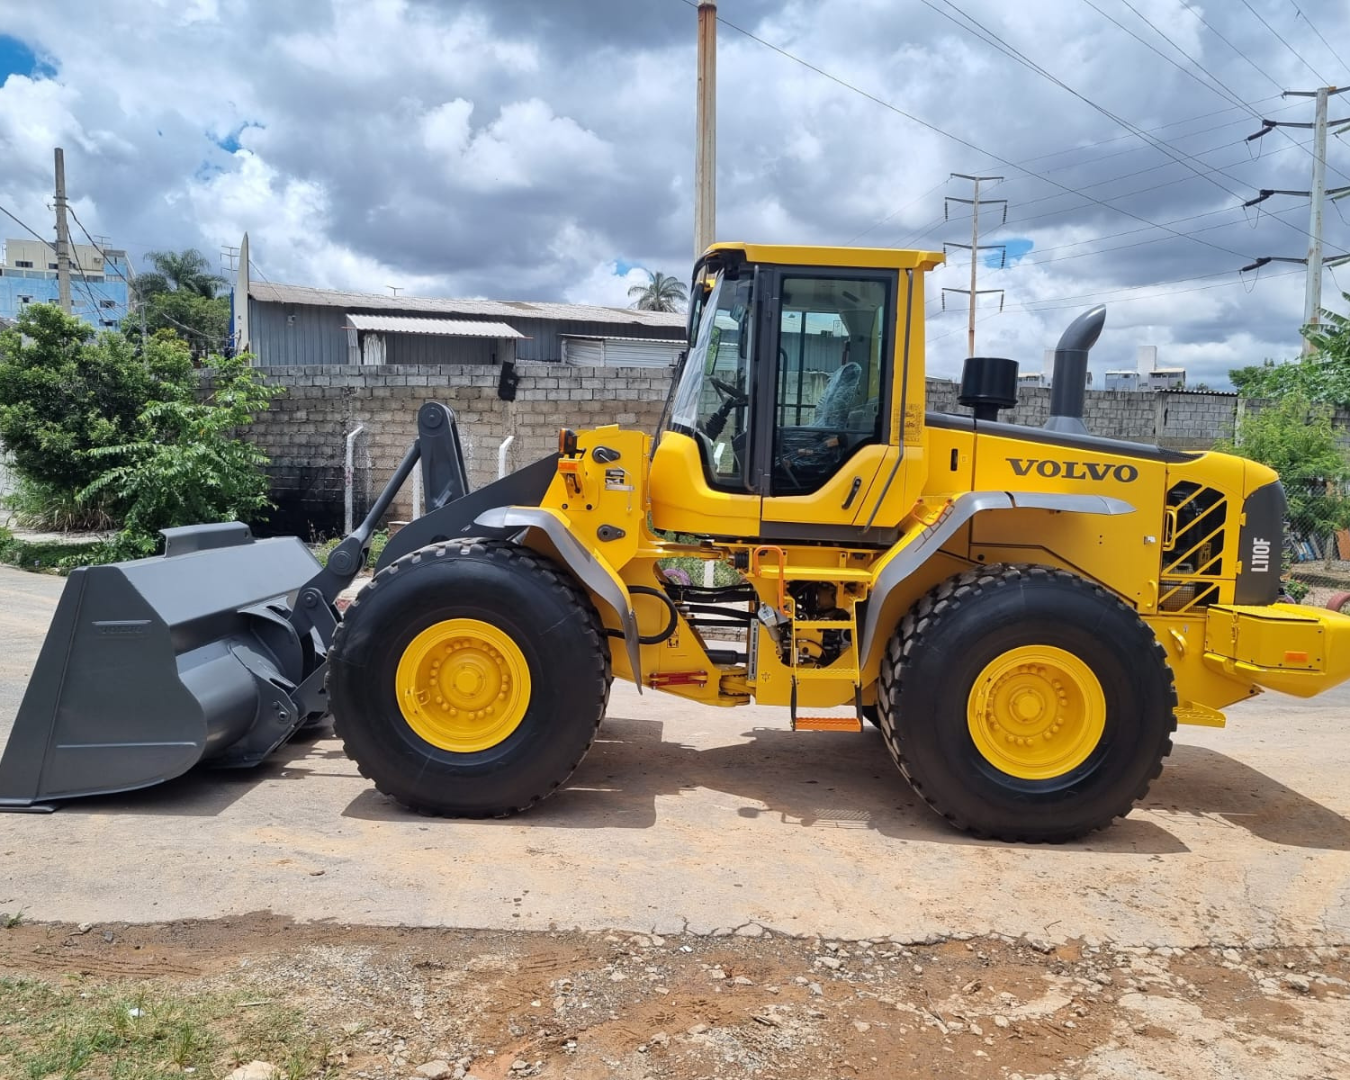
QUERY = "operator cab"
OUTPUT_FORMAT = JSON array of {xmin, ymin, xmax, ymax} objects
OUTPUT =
[
  {"xmin": 651, "ymin": 243, "xmax": 941, "ymax": 540},
  {"xmin": 666, "ymin": 250, "xmax": 892, "ymax": 495}
]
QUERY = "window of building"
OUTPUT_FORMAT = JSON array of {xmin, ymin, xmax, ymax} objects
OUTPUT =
[
  {"xmin": 18, "ymin": 295, "xmax": 33, "ymax": 304},
  {"xmin": 47, "ymin": 263, "xmax": 58, "ymax": 270},
  {"xmin": 15, "ymin": 260, "xmax": 33, "ymax": 268},
  {"xmin": 100, "ymin": 299, "xmax": 116, "ymax": 309}
]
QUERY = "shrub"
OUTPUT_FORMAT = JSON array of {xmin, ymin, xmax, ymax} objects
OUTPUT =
[
  {"xmin": 0, "ymin": 306, "xmax": 193, "ymax": 528},
  {"xmin": 79, "ymin": 352, "xmax": 279, "ymax": 559},
  {"xmin": 1218, "ymin": 393, "xmax": 1350, "ymax": 541}
]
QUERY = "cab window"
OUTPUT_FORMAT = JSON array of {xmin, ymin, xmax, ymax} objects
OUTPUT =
[
  {"xmin": 772, "ymin": 273, "xmax": 893, "ymax": 495},
  {"xmin": 667, "ymin": 269, "xmax": 755, "ymax": 491}
]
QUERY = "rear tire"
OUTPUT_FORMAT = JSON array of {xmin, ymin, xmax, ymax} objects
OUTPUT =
[
  {"xmin": 877, "ymin": 564, "xmax": 1176, "ymax": 843},
  {"xmin": 328, "ymin": 539, "xmax": 610, "ymax": 817}
]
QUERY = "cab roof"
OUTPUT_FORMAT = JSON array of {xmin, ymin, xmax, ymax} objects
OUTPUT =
[{"xmin": 703, "ymin": 242, "xmax": 945, "ymax": 272}]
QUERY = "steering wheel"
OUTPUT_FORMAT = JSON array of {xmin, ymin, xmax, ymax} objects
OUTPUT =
[{"xmin": 710, "ymin": 376, "xmax": 748, "ymax": 405}]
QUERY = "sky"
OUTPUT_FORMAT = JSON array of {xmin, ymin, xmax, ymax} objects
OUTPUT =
[{"xmin": 2, "ymin": 0, "xmax": 1350, "ymax": 386}]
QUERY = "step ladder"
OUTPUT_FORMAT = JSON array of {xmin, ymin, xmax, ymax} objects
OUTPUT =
[{"xmin": 788, "ymin": 607, "xmax": 863, "ymax": 733}]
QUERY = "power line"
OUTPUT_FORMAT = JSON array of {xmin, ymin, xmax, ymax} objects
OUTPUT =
[
  {"xmin": 929, "ymin": 0, "xmax": 1260, "ymax": 205},
  {"xmin": 872, "ymin": 101, "xmax": 1308, "ymax": 253},
  {"xmin": 0, "ymin": 199, "xmax": 110, "ymax": 323},
  {"xmin": 1177, "ymin": 0, "xmax": 1283, "ymax": 92},
  {"xmin": 1009, "ymin": 201, "xmax": 1306, "ymax": 266},
  {"xmin": 675, "ymin": 0, "xmax": 1254, "ymax": 262},
  {"xmin": 1103, "ymin": 0, "xmax": 1350, "ymax": 185},
  {"xmin": 67, "ymin": 206, "xmax": 225, "ymax": 347},
  {"xmin": 933, "ymin": 0, "xmax": 1345, "ymax": 246},
  {"xmin": 850, "ymin": 99, "xmax": 1287, "ymax": 244},
  {"xmin": 0, "ymin": 202, "xmax": 50, "ymax": 245},
  {"xmin": 1286, "ymin": 0, "xmax": 1350, "ymax": 77},
  {"xmin": 1238, "ymin": 0, "xmax": 1329, "ymax": 85},
  {"xmin": 847, "ymin": 179, "xmax": 949, "ymax": 244},
  {"xmin": 928, "ymin": 267, "xmax": 1305, "ymax": 338},
  {"xmin": 1080, "ymin": 0, "xmax": 1245, "ymax": 110},
  {"xmin": 64, "ymin": 247, "xmax": 113, "ymax": 324}
]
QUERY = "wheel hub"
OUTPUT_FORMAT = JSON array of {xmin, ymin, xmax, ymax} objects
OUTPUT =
[
  {"xmin": 967, "ymin": 646, "xmax": 1105, "ymax": 780},
  {"xmin": 395, "ymin": 619, "xmax": 531, "ymax": 752}
]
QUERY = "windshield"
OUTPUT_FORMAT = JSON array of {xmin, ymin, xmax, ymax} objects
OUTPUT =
[{"xmin": 664, "ymin": 269, "xmax": 755, "ymax": 491}]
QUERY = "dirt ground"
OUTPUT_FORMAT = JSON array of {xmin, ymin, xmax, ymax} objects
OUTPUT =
[
  {"xmin": 4, "ymin": 567, "xmax": 1350, "ymax": 1078},
  {"xmin": 2, "ymin": 916, "xmax": 1347, "ymax": 1080}
]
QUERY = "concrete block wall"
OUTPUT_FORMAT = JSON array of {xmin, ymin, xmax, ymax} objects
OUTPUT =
[
  {"xmin": 244, "ymin": 364, "xmax": 1250, "ymax": 537},
  {"xmin": 247, "ymin": 364, "xmax": 672, "ymax": 536}
]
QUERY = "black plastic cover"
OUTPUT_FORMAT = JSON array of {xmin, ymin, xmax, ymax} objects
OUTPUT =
[{"xmin": 1235, "ymin": 480, "xmax": 1286, "ymax": 605}]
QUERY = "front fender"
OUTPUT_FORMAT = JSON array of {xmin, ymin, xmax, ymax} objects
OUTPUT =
[{"xmin": 474, "ymin": 506, "xmax": 642, "ymax": 689}]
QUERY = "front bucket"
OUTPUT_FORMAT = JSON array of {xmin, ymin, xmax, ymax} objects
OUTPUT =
[{"xmin": 0, "ymin": 524, "xmax": 323, "ymax": 811}]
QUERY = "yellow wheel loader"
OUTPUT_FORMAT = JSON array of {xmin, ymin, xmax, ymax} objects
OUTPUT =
[{"xmin": 5, "ymin": 243, "xmax": 1350, "ymax": 842}]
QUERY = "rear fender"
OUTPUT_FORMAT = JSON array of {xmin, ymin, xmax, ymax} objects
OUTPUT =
[{"xmin": 857, "ymin": 490, "xmax": 1136, "ymax": 677}]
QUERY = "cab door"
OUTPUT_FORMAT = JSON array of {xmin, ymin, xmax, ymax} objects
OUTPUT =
[{"xmin": 756, "ymin": 267, "xmax": 901, "ymax": 540}]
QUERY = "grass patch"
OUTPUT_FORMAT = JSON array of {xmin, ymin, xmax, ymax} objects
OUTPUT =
[
  {"xmin": 0, "ymin": 977, "xmax": 334, "ymax": 1080},
  {"xmin": 0, "ymin": 528, "xmax": 102, "ymax": 575}
]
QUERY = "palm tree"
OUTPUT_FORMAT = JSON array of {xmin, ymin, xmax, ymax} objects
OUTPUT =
[
  {"xmin": 628, "ymin": 270, "xmax": 687, "ymax": 313},
  {"xmin": 136, "ymin": 248, "xmax": 227, "ymax": 300}
]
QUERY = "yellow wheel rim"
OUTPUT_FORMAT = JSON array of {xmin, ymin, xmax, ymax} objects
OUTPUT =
[
  {"xmin": 967, "ymin": 645, "xmax": 1106, "ymax": 781},
  {"xmin": 395, "ymin": 619, "xmax": 531, "ymax": 753}
]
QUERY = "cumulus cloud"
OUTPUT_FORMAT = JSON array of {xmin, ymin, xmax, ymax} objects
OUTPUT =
[{"xmin": 1, "ymin": 0, "xmax": 1348, "ymax": 385}]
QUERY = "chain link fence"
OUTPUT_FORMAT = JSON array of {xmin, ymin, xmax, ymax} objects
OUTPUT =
[{"xmin": 1283, "ymin": 480, "xmax": 1350, "ymax": 606}]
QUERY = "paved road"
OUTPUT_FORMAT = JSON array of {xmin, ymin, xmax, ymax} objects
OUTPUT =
[{"xmin": 1, "ymin": 565, "xmax": 1347, "ymax": 947}]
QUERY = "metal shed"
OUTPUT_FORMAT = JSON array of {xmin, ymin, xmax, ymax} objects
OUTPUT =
[{"xmin": 241, "ymin": 278, "xmax": 684, "ymax": 367}]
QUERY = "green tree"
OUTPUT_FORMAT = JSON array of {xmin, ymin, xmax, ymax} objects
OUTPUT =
[
  {"xmin": 0, "ymin": 304, "xmax": 277, "ymax": 554},
  {"xmin": 0, "ymin": 305, "xmax": 193, "ymax": 528},
  {"xmin": 141, "ymin": 290, "xmax": 231, "ymax": 356},
  {"xmin": 628, "ymin": 270, "xmax": 688, "ymax": 313},
  {"xmin": 131, "ymin": 248, "xmax": 232, "ymax": 355},
  {"xmin": 1218, "ymin": 393, "xmax": 1350, "ymax": 561},
  {"xmin": 136, "ymin": 248, "xmax": 226, "ymax": 299},
  {"xmin": 80, "ymin": 351, "xmax": 277, "ymax": 559},
  {"xmin": 1229, "ymin": 291, "xmax": 1350, "ymax": 405}
]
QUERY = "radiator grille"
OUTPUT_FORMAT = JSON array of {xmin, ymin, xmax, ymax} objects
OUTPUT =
[{"xmin": 1160, "ymin": 482, "xmax": 1227, "ymax": 612}]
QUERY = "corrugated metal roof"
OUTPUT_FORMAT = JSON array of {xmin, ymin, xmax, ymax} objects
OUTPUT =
[
  {"xmin": 346, "ymin": 314, "xmax": 523, "ymax": 338},
  {"xmin": 251, "ymin": 281, "xmax": 685, "ymax": 329},
  {"xmin": 557, "ymin": 334, "xmax": 687, "ymax": 344}
]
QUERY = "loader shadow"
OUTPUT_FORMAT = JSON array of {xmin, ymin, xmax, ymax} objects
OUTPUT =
[
  {"xmin": 345, "ymin": 716, "xmax": 1334, "ymax": 854},
  {"xmin": 344, "ymin": 716, "xmax": 1350, "ymax": 852},
  {"xmin": 1141, "ymin": 742, "xmax": 1350, "ymax": 849},
  {"xmin": 57, "ymin": 727, "xmax": 346, "ymax": 819}
]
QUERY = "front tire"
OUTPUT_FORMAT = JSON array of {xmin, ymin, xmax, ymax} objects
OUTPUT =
[
  {"xmin": 877, "ymin": 565, "xmax": 1176, "ymax": 842},
  {"xmin": 328, "ymin": 540, "xmax": 610, "ymax": 817}
]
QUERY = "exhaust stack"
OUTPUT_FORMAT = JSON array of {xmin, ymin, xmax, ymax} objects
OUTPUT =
[{"xmin": 1045, "ymin": 305, "xmax": 1106, "ymax": 435}]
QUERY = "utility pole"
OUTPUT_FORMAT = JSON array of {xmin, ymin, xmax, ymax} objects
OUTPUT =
[
  {"xmin": 694, "ymin": 0, "xmax": 717, "ymax": 258},
  {"xmin": 53, "ymin": 147, "xmax": 72, "ymax": 314},
  {"xmin": 941, "ymin": 173, "xmax": 1006, "ymax": 356},
  {"xmin": 1243, "ymin": 86, "xmax": 1350, "ymax": 354},
  {"xmin": 1306, "ymin": 86, "xmax": 1329, "ymax": 341}
]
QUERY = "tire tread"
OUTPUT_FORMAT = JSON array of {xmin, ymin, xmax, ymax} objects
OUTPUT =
[
  {"xmin": 877, "ymin": 564, "xmax": 1177, "ymax": 843},
  {"xmin": 328, "ymin": 538, "xmax": 611, "ymax": 818}
]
